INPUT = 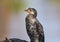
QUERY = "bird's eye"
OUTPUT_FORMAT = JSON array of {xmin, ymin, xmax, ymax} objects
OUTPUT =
[
  {"xmin": 27, "ymin": 9, "xmax": 32, "ymax": 12},
  {"xmin": 29, "ymin": 9, "xmax": 32, "ymax": 12}
]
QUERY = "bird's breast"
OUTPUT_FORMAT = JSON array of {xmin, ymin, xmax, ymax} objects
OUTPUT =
[{"xmin": 29, "ymin": 19, "xmax": 36, "ymax": 24}]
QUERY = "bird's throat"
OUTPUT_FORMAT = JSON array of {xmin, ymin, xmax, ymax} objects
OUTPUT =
[{"xmin": 29, "ymin": 14, "xmax": 36, "ymax": 18}]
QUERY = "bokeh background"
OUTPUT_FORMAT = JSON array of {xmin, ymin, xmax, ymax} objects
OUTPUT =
[{"xmin": 0, "ymin": 0, "xmax": 60, "ymax": 42}]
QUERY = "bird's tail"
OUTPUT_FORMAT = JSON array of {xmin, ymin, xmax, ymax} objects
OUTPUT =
[{"xmin": 39, "ymin": 34, "xmax": 45, "ymax": 42}]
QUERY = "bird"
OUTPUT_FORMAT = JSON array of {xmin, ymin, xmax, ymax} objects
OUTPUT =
[
  {"xmin": 25, "ymin": 8, "xmax": 44, "ymax": 42},
  {"xmin": 3, "ymin": 37, "xmax": 27, "ymax": 42}
]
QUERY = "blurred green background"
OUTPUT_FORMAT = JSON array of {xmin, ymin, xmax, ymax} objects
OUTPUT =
[{"xmin": 0, "ymin": 0, "xmax": 27, "ymax": 12}]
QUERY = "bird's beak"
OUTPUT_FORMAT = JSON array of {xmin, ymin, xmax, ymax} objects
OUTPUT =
[{"xmin": 24, "ymin": 9, "xmax": 31, "ymax": 14}]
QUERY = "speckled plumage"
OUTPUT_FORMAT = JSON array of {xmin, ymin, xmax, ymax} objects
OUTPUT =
[{"xmin": 25, "ymin": 8, "xmax": 44, "ymax": 42}]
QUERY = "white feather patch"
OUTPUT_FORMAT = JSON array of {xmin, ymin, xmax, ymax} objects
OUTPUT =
[{"xmin": 31, "ymin": 19, "xmax": 36, "ymax": 23}]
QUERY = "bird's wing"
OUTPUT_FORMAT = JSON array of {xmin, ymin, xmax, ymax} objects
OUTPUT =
[
  {"xmin": 35, "ymin": 19, "xmax": 44, "ymax": 36},
  {"xmin": 35, "ymin": 19, "xmax": 44, "ymax": 42}
]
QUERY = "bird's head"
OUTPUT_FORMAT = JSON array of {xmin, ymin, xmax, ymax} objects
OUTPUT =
[{"xmin": 25, "ymin": 8, "xmax": 37, "ymax": 17}]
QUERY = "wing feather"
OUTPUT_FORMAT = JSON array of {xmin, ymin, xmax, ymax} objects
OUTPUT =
[{"xmin": 35, "ymin": 19, "xmax": 44, "ymax": 42}]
